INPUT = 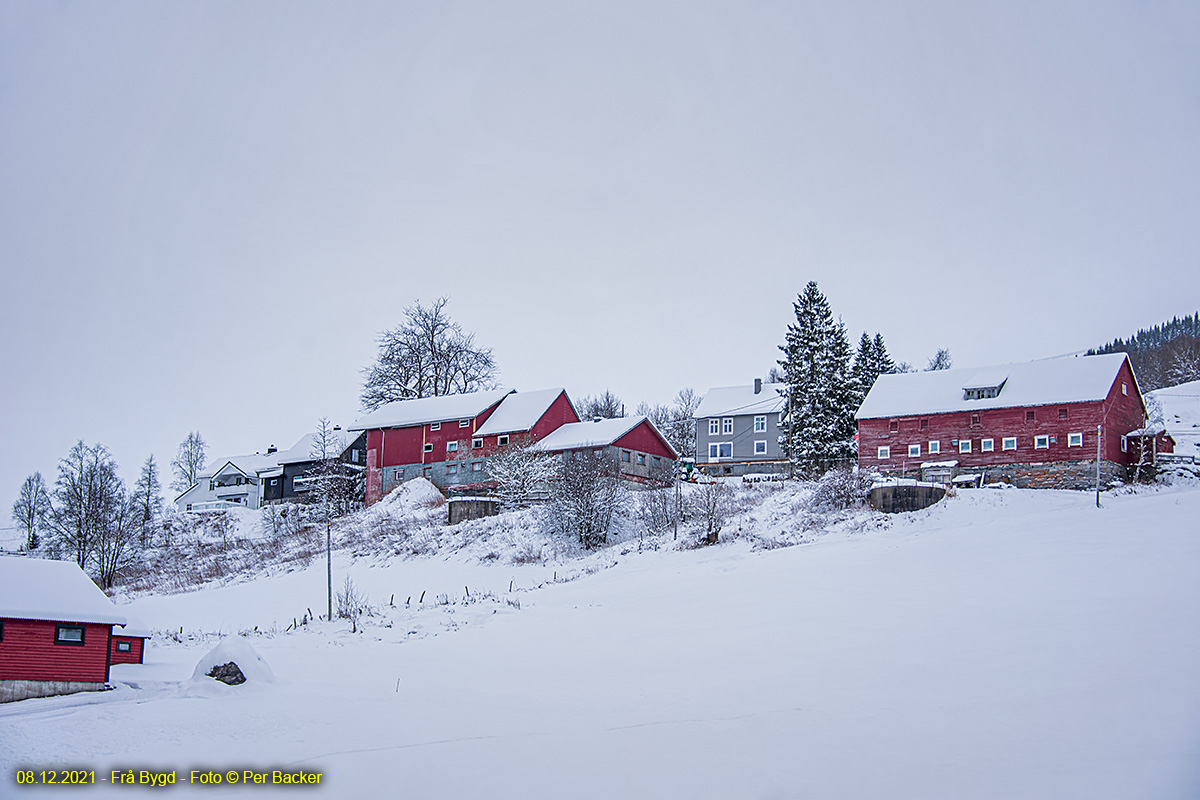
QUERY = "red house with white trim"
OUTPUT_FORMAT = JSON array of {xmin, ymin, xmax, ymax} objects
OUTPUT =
[
  {"xmin": 856, "ymin": 353, "xmax": 1150, "ymax": 489},
  {"xmin": 0, "ymin": 556, "xmax": 128, "ymax": 703},
  {"xmin": 349, "ymin": 388, "xmax": 582, "ymax": 503}
]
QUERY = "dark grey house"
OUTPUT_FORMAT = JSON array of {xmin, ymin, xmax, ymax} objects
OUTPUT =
[
  {"xmin": 260, "ymin": 429, "xmax": 366, "ymax": 504},
  {"xmin": 693, "ymin": 380, "xmax": 787, "ymax": 475}
]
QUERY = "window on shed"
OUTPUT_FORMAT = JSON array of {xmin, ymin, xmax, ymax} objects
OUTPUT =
[
  {"xmin": 55, "ymin": 624, "xmax": 85, "ymax": 645},
  {"xmin": 877, "ymin": 446, "xmax": 891, "ymax": 459},
  {"xmin": 908, "ymin": 444, "xmax": 920, "ymax": 458},
  {"xmin": 116, "ymin": 640, "xmax": 132, "ymax": 653},
  {"xmin": 754, "ymin": 416, "xmax": 766, "ymax": 433},
  {"xmin": 709, "ymin": 419, "xmax": 720, "ymax": 436}
]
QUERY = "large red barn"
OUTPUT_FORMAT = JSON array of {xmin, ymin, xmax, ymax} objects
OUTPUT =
[
  {"xmin": 0, "ymin": 556, "xmax": 127, "ymax": 703},
  {"xmin": 349, "ymin": 388, "xmax": 582, "ymax": 503},
  {"xmin": 856, "ymin": 353, "xmax": 1149, "ymax": 489}
]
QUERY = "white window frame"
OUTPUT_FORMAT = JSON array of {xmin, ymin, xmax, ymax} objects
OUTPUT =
[
  {"xmin": 722, "ymin": 417, "xmax": 734, "ymax": 435},
  {"xmin": 472, "ymin": 438, "xmax": 483, "ymax": 449},
  {"xmin": 981, "ymin": 438, "xmax": 994, "ymax": 452},
  {"xmin": 637, "ymin": 453, "xmax": 645, "ymax": 465},
  {"xmin": 446, "ymin": 441, "xmax": 458, "ymax": 452},
  {"xmin": 447, "ymin": 463, "xmax": 458, "ymax": 475},
  {"xmin": 709, "ymin": 442, "xmax": 733, "ymax": 460},
  {"xmin": 498, "ymin": 435, "xmax": 509, "ymax": 447},
  {"xmin": 116, "ymin": 640, "xmax": 132, "ymax": 653},
  {"xmin": 423, "ymin": 443, "xmax": 433, "ymax": 453},
  {"xmin": 754, "ymin": 440, "xmax": 768, "ymax": 455},
  {"xmin": 471, "ymin": 461, "xmax": 483, "ymax": 472},
  {"xmin": 877, "ymin": 446, "xmax": 890, "ymax": 459},
  {"xmin": 754, "ymin": 415, "xmax": 766, "ymax": 433},
  {"xmin": 1122, "ymin": 383, "xmax": 1128, "ymax": 396},
  {"xmin": 959, "ymin": 439, "xmax": 972, "ymax": 454},
  {"xmin": 1121, "ymin": 436, "xmax": 1127, "ymax": 453},
  {"xmin": 908, "ymin": 444, "xmax": 920, "ymax": 458},
  {"xmin": 1068, "ymin": 432, "xmax": 1083, "ymax": 447},
  {"xmin": 709, "ymin": 419, "xmax": 720, "ymax": 436},
  {"xmin": 459, "ymin": 419, "xmax": 471, "ymax": 428},
  {"xmin": 1035, "ymin": 435, "xmax": 1050, "ymax": 449},
  {"xmin": 928, "ymin": 440, "xmax": 940, "ymax": 454},
  {"xmin": 431, "ymin": 422, "xmax": 440, "ymax": 431},
  {"xmin": 1003, "ymin": 436, "xmax": 1017, "ymax": 451}
]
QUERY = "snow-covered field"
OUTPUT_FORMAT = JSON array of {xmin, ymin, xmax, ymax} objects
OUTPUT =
[
  {"xmin": 1155, "ymin": 378, "xmax": 1200, "ymax": 459},
  {"xmin": 4, "ymin": 481, "xmax": 1200, "ymax": 799}
]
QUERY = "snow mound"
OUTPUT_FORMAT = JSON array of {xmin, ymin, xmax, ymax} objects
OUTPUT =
[
  {"xmin": 374, "ymin": 477, "xmax": 445, "ymax": 513},
  {"xmin": 190, "ymin": 636, "xmax": 277, "ymax": 685}
]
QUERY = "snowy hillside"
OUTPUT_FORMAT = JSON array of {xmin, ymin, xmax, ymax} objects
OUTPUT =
[
  {"xmin": 1152, "ymin": 378, "xmax": 1200, "ymax": 459},
  {"xmin": 3, "ymin": 481, "xmax": 1200, "ymax": 799}
]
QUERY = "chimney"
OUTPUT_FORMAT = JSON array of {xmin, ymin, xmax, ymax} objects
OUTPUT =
[
  {"xmin": 754, "ymin": 378, "xmax": 762, "ymax": 394},
  {"xmin": 333, "ymin": 425, "xmax": 341, "ymax": 430},
  {"xmin": 266, "ymin": 445, "xmax": 277, "ymax": 455}
]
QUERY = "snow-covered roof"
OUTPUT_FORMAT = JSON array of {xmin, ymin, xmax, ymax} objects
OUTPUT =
[
  {"xmin": 530, "ymin": 416, "xmax": 646, "ymax": 452},
  {"xmin": 1150, "ymin": 378, "xmax": 1200, "ymax": 455},
  {"xmin": 274, "ymin": 430, "xmax": 360, "ymax": 465},
  {"xmin": 857, "ymin": 353, "xmax": 1132, "ymax": 420},
  {"xmin": 921, "ymin": 460, "xmax": 960, "ymax": 468},
  {"xmin": 348, "ymin": 389, "xmax": 514, "ymax": 431},
  {"xmin": 201, "ymin": 452, "xmax": 281, "ymax": 480},
  {"xmin": 0, "ymin": 556, "xmax": 127, "ymax": 625},
  {"xmin": 695, "ymin": 383, "xmax": 786, "ymax": 419},
  {"xmin": 474, "ymin": 388, "xmax": 570, "ymax": 436}
]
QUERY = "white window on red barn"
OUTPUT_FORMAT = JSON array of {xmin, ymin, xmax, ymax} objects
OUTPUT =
[
  {"xmin": 981, "ymin": 439, "xmax": 994, "ymax": 452},
  {"xmin": 1035, "ymin": 435, "xmax": 1050, "ymax": 449},
  {"xmin": 431, "ymin": 422, "xmax": 441, "ymax": 431},
  {"xmin": 1068, "ymin": 432, "xmax": 1083, "ymax": 447},
  {"xmin": 928, "ymin": 441, "xmax": 940, "ymax": 454},
  {"xmin": 959, "ymin": 440, "xmax": 972, "ymax": 454},
  {"xmin": 877, "ymin": 446, "xmax": 890, "ymax": 459},
  {"xmin": 1002, "ymin": 437, "xmax": 1017, "ymax": 450},
  {"xmin": 908, "ymin": 444, "xmax": 920, "ymax": 458}
]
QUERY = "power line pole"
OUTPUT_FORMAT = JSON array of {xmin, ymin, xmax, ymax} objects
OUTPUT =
[{"xmin": 1095, "ymin": 424, "xmax": 1102, "ymax": 508}]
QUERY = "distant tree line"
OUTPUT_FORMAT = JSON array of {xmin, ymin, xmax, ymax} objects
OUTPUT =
[{"xmin": 1087, "ymin": 312, "xmax": 1200, "ymax": 390}]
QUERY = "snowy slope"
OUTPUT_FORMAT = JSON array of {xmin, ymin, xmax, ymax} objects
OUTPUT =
[
  {"xmin": 3, "ymin": 485, "xmax": 1199, "ymax": 799},
  {"xmin": 1152, "ymin": 378, "xmax": 1200, "ymax": 458}
]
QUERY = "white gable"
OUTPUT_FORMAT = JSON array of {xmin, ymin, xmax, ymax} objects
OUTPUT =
[
  {"xmin": 695, "ymin": 383, "xmax": 786, "ymax": 419},
  {"xmin": 475, "ymin": 388, "xmax": 569, "ymax": 436},
  {"xmin": 0, "ymin": 556, "xmax": 127, "ymax": 625},
  {"xmin": 857, "ymin": 353, "xmax": 1131, "ymax": 420},
  {"xmin": 348, "ymin": 389, "xmax": 514, "ymax": 431},
  {"xmin": 275, "ymin": 430, "xmax": 359, "ymax": 465}
]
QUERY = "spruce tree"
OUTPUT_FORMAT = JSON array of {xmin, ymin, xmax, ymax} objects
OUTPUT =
[{"xmin": 777, "ymin": 282, "xmax": 857, "ymax": 476}]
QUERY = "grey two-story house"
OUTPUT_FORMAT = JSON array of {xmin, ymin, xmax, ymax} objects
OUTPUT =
[{"xmin": 694, "ymin": 380, "xmax": 787, "ymax": 475}]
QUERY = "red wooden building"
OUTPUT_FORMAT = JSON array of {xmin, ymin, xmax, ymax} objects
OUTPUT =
[
  {"xmin": 110, "ymin": 621, "xmax": 151, "ymax": 665},
  {"xmin": 856, "ymin": 353, "xmax": 1149, "ymax": 489},
  {"xmin": 0, "ymin": 556, "xmax": 128, "ymax": 703},
  {"xmin": 349, "ymin": 388, "xmax": 582, "ymax": 503},
  {"xmin": 531, "ymin": 416, "xmax": 679, "ymax": 485}
]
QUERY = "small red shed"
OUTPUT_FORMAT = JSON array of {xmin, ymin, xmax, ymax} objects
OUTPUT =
[
  {"xmin": 111, "ymin": 621, "xmax": 151, "ymax": 665},
  {"xmin": 0, "ymin": 556, "xmax": 127, "ymax": 703}
]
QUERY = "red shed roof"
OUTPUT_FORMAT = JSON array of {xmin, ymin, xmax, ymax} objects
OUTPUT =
[{"xmin": 0, "ymin": 556, "xmax": 127, "ymax": 626}]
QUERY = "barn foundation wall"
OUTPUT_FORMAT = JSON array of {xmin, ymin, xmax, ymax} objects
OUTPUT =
[
  {"xmin": 971, "ymin": 459, "xmax": 1125, "ymax": 490},
  {"xmin": 0, "ymin": 679, "xmax": 109, "ymax": 704}
]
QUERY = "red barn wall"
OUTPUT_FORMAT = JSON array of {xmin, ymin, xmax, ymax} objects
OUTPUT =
[
  {"xmin": 0, "ymin": 619, "xmax": 112, "ymax": 683},
  {"xmin": 110, "ymin": 636, "xmax": 145, "ymax": 665},
  {"xmin": 614, "ymin": 421, "xmax": 677, "ymax": 460}
]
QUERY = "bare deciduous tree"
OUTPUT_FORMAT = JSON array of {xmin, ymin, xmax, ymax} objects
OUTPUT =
[
  {"xmin": 691, "ymin": 479, "xmax": 732, "ymax": 544},
  {"xmin": 171, "ymin": 432, "xmax": 208, "ymax": 492},
  {"xmin": 488, "ymin": 443, "xmax": 558, "ymax": 506},
  {"xmin": 361, "ymin": 297, "xmax": 497, "ymax": 410},
  {"xmin": 925, "ymin": 348, "xmax": 953, "ymax": 371},
  {"xmin": 132, "ymin": 455, "xmax": 163, "ymax": 547},
  {"xmin": 12, "ymin": 472, "xmax": 51, "ymax": 551},
  {"xmin": 545, "ymin": 451, "xmax": 627, "ymax": 550},
  {"xmin": 576, "ymin": 390, "xmax": 624, "ymax": 420}
]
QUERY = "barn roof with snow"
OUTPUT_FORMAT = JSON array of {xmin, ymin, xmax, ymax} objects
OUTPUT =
[
  {"xmin": 0, "ymin": 556, "xmax": 127, "ymax": 626},
  {"xmin": 856, "ymin": 353, "xmax": 1135, "ymax": 420},
  {"xmin": 695, "ymin": 383, "xmax": 786, "ymax": 418},
  {"xmin": 348, "ymin": 389, "xmax": 514, "ymax": 431},
  {"xmin": 474, "ymin": 389, "xmax": 572, "ymax": 436},
  {"xmin": 531, "ymin": 416, "xmax": 678, "ymax": 457}
]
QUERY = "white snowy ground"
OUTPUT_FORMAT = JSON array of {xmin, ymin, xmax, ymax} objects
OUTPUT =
[
  {"xmin": 1154, "ymin": 378, "xmax": 1200, "ymax": 460},
  {"xmin": 4, "ymin": 482, "xmax": 1200, "ymax": 799}
]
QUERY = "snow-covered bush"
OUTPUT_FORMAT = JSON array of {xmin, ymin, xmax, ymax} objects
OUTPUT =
[
  {"xmin": 808, "ymin": 468, "xmax": 874, "ymax": 513},
  {"xmin": 544, "ymin": 452, "xmax": 628, "ymax": 549}
]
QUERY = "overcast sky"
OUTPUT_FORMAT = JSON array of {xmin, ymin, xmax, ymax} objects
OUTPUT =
[{"xmin": 2, "ymin": 1, "xmax": 1198, "ymax": 518}]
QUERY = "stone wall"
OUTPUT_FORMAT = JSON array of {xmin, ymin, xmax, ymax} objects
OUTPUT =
[
  {"xmin": 974, "ymin": 459, "xmax": 1125, "ymax": 490},
  {"xmin": 447, "ymin": 498, "xmax": 500, "ymax": 525},
  {"xmin": 0, "ymin": 680, "xmax": 108, "ymax": 704}
]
